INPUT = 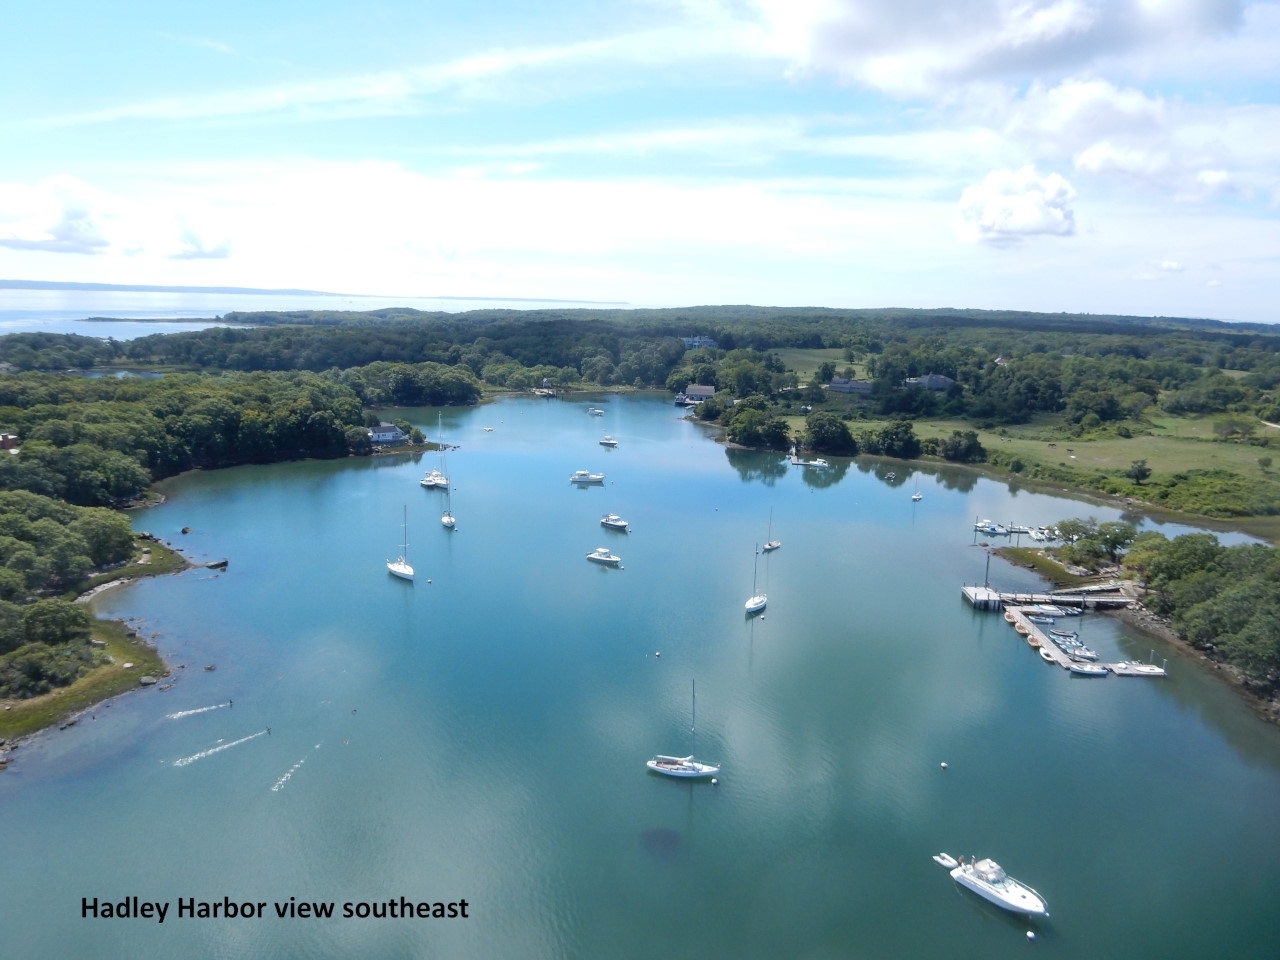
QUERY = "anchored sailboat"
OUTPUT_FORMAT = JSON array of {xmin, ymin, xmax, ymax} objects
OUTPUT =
[
  {"xmin": 647, "ymin": 680, "xmax": 719, "ymax": 778},
  {"xmin": 762, "ymin": 508, "xmax": 780, "ymax": 552},
  {"xmin": 386, "ymin": 506, "xmax": 414, "ymax": 580},
  {"xmin": 745, "ymin": 543, "xmax": 767, "ymax": 614}
]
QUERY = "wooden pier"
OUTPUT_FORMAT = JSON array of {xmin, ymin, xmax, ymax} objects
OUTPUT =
[{"xmin": 962, "ymin": 585, "xmax": 1132, "ymax": 610}]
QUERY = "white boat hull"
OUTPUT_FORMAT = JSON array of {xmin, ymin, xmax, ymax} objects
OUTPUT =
[
  {"xmin": 386, "ymin": 560, "xmax": 414, "ymax": 580},
  {"xmin": 745, "ymin": 594, "xmax": 767, "ymax": 613},
  {"xmin": 647, "ymin": 755, "xmax": 719, "ymax": 778},
  {"xmin": 949, "ymin": 862, "xmax": 1047, "ymax": 916}
]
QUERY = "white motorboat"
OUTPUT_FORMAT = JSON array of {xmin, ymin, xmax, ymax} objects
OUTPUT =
[
  {"xmin": 1069, "ymin": 646, "xmax": 1099, "ymax": 661},
  {"xmin": 745, "ymin": 543, "xmax": 767, "ymax": 613},
  {"xmin": 1069, "ymin": 661, "xmax": 1109, "ymax": 676},
  {"xmin": 587, "ymin": 407, "xmax": 604, "ymax": 416},
  {"xmin": 933, "ymin": 854, "xmax": 1048, "ymax": 916},
  {"xmin": 586, "ymin": 547, "xmax": 621, "ymax": 565},
  {"xmin": 386, "ymin": 506, "xmax": 414, "ymax": 581},
  {"xmin": 911, "ymin": 491, "xmax": 923, "ymax": 502},
  {"xmin": 570, "ymin": 470, "xmax": 605, "ymax": 484},
  {"xmin": 807, "ymin": 458, "xmax": 830, "ymax": 469},
  {"xmin": 647, "ymin": 680, "xmax": 719, "ymax": 778},
  {"xmin": 599, "ymin": 435, "xmax": 618, "ymax": 447},
  {"xmin": 601, "ymin": 514, "xmax": 629, "ymax": 531},
  {"xmin": 483, "ymin": 426, "xmax": 493, "ymax": 432}
]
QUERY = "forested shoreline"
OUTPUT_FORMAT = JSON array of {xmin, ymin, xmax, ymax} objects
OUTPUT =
[{"xmin": 1, "ymin": 304, "xmax": 1278, "ymax": 719}]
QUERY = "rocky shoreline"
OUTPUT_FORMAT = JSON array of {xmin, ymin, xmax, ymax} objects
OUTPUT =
[{"xmin": 1105, "ymin": 603, "xmax": 1280, "ymax": 726}]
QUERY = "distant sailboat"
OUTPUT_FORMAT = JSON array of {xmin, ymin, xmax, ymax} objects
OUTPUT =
[
  {"xmin": 440, "ymin": 442, "xmax": 456, "ymax": 529},
  {"xmin": 420, "ymin": 413, "xmax": 449, "ymax": 488},
  {"xmin": 441, "ymin": 485, "xmax": 455, "ymax": 529},
  {"xmin": 745, "ymin": 543, "xmax": 767, "ymax": 614},
  {"xmin": 647, "ymin": 680, "xmax": 719, "ymax": 778},
  {"xmin": 762, "ymin": 508, "xmax": 780, "ymax": 552},
  {"xmin": 386, "ymin": 506, "xmax": 414, "ymax": 580}
]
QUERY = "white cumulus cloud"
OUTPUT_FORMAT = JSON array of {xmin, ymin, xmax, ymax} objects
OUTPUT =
[
  {"xmin": 956, "ymin": 165, "xmax": 1077, "ymax": 245},
  {"xmin": 0, "ymin": 175, "xmax": 116, "ymax": 254}
]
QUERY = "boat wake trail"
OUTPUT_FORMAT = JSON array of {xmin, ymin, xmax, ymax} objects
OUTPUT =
[
  {"xmin": 271, "ymin": 743, "xmax": 322, "ymax": 792},
  {"xmin": 173, "ymin": 729, "xmax": 267, "ymax": 767},
  {"xmin": 166, "ymin": 702, "xmax": 230, "ymax": 720}
]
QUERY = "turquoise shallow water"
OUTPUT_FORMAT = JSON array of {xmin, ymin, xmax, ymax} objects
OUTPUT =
[{"xmin": 3, "ymin": 393, "xmax": 1279, "ymax": 959}]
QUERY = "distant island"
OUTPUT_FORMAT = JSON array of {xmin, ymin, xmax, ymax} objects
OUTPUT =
[{"xmin": 0, "ymin": 278, "xmax": 627, "ymax": 305}]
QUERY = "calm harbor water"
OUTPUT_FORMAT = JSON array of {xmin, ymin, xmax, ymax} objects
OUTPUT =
[{"xmin": 3, "ymin": 393, "xmax": 1279, "ymax": 959}]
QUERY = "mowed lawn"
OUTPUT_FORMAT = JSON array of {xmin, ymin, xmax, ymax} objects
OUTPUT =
[
  {"xmin": 772, "ymin": 348, "xmax": 866, "ymax": 383},
  {"xmin": 915, "ymin": 416, "xmax": 1280, "ymax": 481}
]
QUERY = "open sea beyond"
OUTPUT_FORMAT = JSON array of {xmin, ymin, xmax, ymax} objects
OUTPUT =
[{"xmin": 2, "ymin": 392, "xmax": 1279, "ymax": 959}]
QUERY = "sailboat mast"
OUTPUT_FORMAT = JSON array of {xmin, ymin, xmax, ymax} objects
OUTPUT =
[{"xmin": 691, "ymin": 679, "xmax": 697, "ymax": 737}]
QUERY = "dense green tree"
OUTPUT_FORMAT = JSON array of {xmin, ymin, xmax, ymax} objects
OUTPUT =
[{"xmin": 804, "ymin": 413, "xmax": 856, "ymax": 455}]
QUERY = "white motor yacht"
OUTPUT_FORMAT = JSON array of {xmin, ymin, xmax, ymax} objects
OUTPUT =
[
  {"xmin": 570, "ymin": 470, "xmax": 605, "ymax": 484},
  {"xmin": 932, "ymin": 854, "xmax": 1048, "ymax": 916},
  {"xmin": 599, "ymin": 435, "xmax": 618, "ymax": 447},
  {"xmin": 807, "ymin": 458, "xmax": 830, "ymax": 469},
  {"xmin": 587, "ymin": 547, "xmax": 621, "ymax": 565},
  {"xmin": 600, "ymin": 514, "xmax": 629, "ymax": 531},
  {"xmin": 419, "ymin": 469, "xmax": 447, "ymax": 488}
]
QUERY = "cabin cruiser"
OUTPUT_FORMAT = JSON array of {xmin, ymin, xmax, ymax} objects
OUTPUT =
[
  {"xmin": 600, "ymin": 514, "xmax": 629, "ymax": 531},
  {"xmin": 419, "ymin": 469, "xmax": 447, "ymax": 489},
  {"xmin": 586, "ymin": 547, "xmax": 621, "ymax": 565},
  {"xmin": 570, "ymin": 470, "xmax": 605, "ymax": 484},
  {"xmin": 932, "ymin": 854, "xmax": 1048, "ymax": 916}
]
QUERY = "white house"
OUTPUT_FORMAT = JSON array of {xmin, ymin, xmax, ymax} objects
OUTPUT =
[{"xmin": 368, "ymin": 422, "xmax": 408, "ymax": 444}]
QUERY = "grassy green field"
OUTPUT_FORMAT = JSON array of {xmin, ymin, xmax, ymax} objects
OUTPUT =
[
  {"xmin": 913, "ymin": 416, "xmax": 1277, "ymax": 481},
  {"xmin": 771, "ymin": 347, "xmax": 866, "ymax": 383}
]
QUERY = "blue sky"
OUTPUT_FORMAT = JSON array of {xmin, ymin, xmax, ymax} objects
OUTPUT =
[{"xmin": 2, "ymin": 0, "xmax": 1278, "ymax": 320}]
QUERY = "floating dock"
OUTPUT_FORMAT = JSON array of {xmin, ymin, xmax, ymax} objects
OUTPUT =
[
  {"xmin": 1001, "ymin": 606, "xmax": 1166, "ymax": 678},
  {"xmin": 962, "ymin": 585, "xmax": 1167, "ymax": 678}
]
